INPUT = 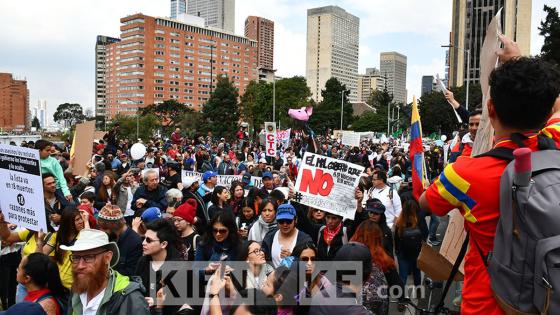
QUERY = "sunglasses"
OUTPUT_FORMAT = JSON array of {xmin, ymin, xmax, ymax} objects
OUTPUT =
[
  {"xmin": 278, "ymin": 219, "xmax": 294, "ymax": 225},
  {"xmin": 213, "ymin": 228, "xmax": 228, "ymax": 234},
  {"xmin": 142, "ymin": 236, "xmax": 160, "ymax": 244},
  {"xmin": 300, "ymin": 256, "xmax": 316, "ymax": 262}
]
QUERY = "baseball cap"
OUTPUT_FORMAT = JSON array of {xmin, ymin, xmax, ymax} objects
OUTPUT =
[
  {"xmin": 141, "ymin": 207, "xmax": 162, "ymax": 222},
  {"xmin": 365, "ymin": 198, "xmax": 386, "ymax": 214},
  {"xmin": 242, "ymin": 173, "xmax": 252, "ymax": 185},
  {"xmin": 262, "ymin": 171, "xmax": 273, "ymax": 179},
  {"xmin": 259, "ymin": 157, "xmax": 267, "ymax": 164},
  {"xmin": 276, "ymin": 204, "xmax": 296, "ymax": 220},
  {"xmin": 202, "ymin": 171, "xmax": 218, "ymax": 182},
  {"xmin": 182, "ymin": 177, "xmax": 198, "ymax": 189}
]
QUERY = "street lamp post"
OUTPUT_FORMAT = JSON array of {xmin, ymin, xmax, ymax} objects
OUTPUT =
[
  {"xmin": 272, "ymin": 69, "xmax": 277, "ymax": 125},
  {"xmin": 442, "ymin": 44, "xmax": 470, "ymax": 110},
  {"xmin": 340, "ymin": 91, "xmax": 344, "ymax": 131}
]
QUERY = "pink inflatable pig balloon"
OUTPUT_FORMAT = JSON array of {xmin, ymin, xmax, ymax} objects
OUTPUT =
[{"xmin": 288, "ymin": 106, "xmax": 313, "ymax": 122}]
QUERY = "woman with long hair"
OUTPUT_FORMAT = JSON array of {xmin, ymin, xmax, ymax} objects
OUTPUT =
[
  {"xmin": 228, "ymin": 181, "xmax": 245, "ymax": 216},
  {"xmin": 351, "ymin": 220, "xmax": 402, "ymax": 315},
  {"xmin": 291, "ymin": 242, "xmax": 331, "ymax": 301},
  {"xmin": 247, "ymin": 198, "xmax": 277, "ymax": 243},
  {"xmin": 195, "ymin": 211, "xmax": 240, "ymax": 274},
  {"xmin": 394, "ymin": 199, "xmax": 423, "ymax": 286},
  {"xmin": 236, "ymin": 241, "xmax": 273, "ymax": 290},
  {"xmin": 17, "ymin": 253, "xmax": 66, "ymax": 315},
  {"xmin": 94, "ymin": 170, "xmax": 117, "ymax": 210},
  {"xmin": 237, "ymin": 198, "xmax": 257, "ymax": 240},
  {"xmin": 208, "ymin": 186, "xmax": 232, "ymax": 219}
]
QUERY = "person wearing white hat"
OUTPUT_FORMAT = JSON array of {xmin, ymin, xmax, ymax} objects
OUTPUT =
[{"xmin": 62, "ymin": 229, "xmax": 149, "ymax": 315}]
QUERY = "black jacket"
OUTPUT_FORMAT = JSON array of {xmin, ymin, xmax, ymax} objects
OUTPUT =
[
  {"xmin": 131, "ymin": 184, "xmax": 168, "ymax": 213},
  {"xmin": 115, "ymin": 227, "xmax": 143, "ymax": 277},
  {"xmin": 261, "ymin": 228, "xmax": 313, "ymax": 264}
]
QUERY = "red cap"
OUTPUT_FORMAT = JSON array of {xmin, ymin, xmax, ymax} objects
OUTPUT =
[{"xmin": 174, "ymin": 199, "xmax": 197, "ymax": 224}]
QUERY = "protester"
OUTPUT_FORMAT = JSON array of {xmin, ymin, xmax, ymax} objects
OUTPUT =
[
  {"xmin": 364, "ymin": 170, "xmax": 402, "ymax": 229},
  {"xmin": 394, "ymin": 199, "xmax": 423, "ymax": 286},
  {"xmin": 247, "ymin": 199, "xmax": 278, "ymax": 243},
  {"xmin": 173, "ymin": 199, "xmax": 200, "ymax": 261},
  {"xmin": 131, "ymin": 169, "xmax": 168, "ymax": 214},
  {"xmin": 36, "ymin": 140, "xmax": 73, "ymax": 202},
  {"xmin": 207, "ymin": 186, "xmax": 232, "ymax": 219},
  {"xmin": 195, "ymin": 212, "xmax": 240, "ymax": 274},
  {"xmin": 237, "ymin": 241, "xmax": 274, "ymax": 290}
]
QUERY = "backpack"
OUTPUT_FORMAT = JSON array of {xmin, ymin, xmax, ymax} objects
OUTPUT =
[
  {"xmin": 399, "ymin": 226, "xmax": 423, "ymax": 257},
  {"xmin": 477, "ymin": 136, "xmax": 560, "ymax": 315}
]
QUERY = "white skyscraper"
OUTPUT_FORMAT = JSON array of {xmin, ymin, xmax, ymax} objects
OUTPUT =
[
  {"xmin": 380, "ymin": 52, "xmax": 407, "ymax": 104},
  {"xmin": 186, "ymin": 0, "xmax": 235, "ymax": 33},
  {"xmin": 170, "ymin": 0, "xmax": 187, "ymax": 19},
  {"xmin": 306, "ymin": 6, "xmax": 360, "ymax": 103}
]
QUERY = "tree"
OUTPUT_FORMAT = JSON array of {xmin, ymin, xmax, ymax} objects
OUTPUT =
[
  {"xmin": 310, "ymin": 77, "xmax": 353, "ymax": 133},
  {"xmin": 31, "ymin": 116, "xmax": 41, "ymax": 130},
  {"xmin": 240, "ymin": 80, "xmax": 271, "ymax": 136},
  {"xmin": 141, "ymin": 99, "xmax": 190, "ymax": 127},
  {"xmin": 201, "ymin": 75, "xmax": 240, "ymax": 139},
  {"xmin": 179, "ymin": 108, "xmax": 203, "ymax": 138},
  {"xmin": 274, "ymin": 76, "xmax": 312, "ymax": 127},
  {"xmin": 53, "ymin": 103, "xmax": 85, "ymax": 128},
  {"xmin": 539, "ymin": 5, "xmax": 560, "ymax": 65},
  {"xmin": 352, "ymin": 88, "xmax": 393, "ymax": 132},
  {"xmin": 108, "ymin": 113, "xmax": 159, "ymax": 141}
]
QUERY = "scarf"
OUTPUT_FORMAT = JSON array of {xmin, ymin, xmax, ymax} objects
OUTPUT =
[{"xmin": 323, "ymin": 223, "xmax": 342, "ymax": 246}]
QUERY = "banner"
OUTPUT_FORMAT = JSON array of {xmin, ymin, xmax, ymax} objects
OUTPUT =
[
  {"xmin": 0, "ymin": 144, "xmax": 47, "ymax": 232},
  {"xmin": 71, "ymin": 121, "xmax": 95, "ymax": 176},
  {"xmin": 181, "ymin": 171, "xmax": 262, "ymax": 189},
  {"xmin": 276, "ymin": 128, "xmax": 291, "ymax": 150},
  {"xmin": 341, "ymin": 131, "xmax": 360, "ymax": 147},
  {"xmin": 294, "ymin": 152, "xmax": 364, "ymax": 219},
  {"xmin": 264, "ymin": 122, "xmax": 276, "ymax": 157}
]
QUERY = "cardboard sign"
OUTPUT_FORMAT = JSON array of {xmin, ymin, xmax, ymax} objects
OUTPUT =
[
  {"xmin": 181, "ymin": 170, "xmax": 262, "ymax": 189},
  {"xmin": 294, "ymin": 152, "xmax": 364, "ymax": 219},
  {"xmin": 0, "ymin": 144, "xmax": 47, "ymax": 232},
  {"xmin": 341, "ymin": 131, "xmax": 361, "ymax": 147},
  {"xmin": 264, "ymin": 122, "xmax": 276, "ymax": 157},
  {"xmin": 70, "ymin": 121, "xmax": 95, "ymax": 176}
]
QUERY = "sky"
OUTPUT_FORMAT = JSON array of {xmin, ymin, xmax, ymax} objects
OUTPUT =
[{"xmin": 0, "ymin": 0, "xmax": 553, "ymax": 123}]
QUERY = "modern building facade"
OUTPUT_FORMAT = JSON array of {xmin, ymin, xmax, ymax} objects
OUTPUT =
[
  {"xmin": 187, "ymin": 0, "xmax": 235, "ymax": 33},
  {"xmin": 421, "ymin": 75, "xmax": 435, "ymax": 96},
  {"xmin": 306, "ymin": 5, "xmax": 360, "ymax": 103},
  {"xmin": 0, "ymin": 73, "xmax": 28, "ymax": 131},
  {"xmin": 32, "ymin": 100, "xmax": 48, "ymax": 129},
  {"xmin": 170, "ymin": 0, "xmax": 187, "ymax": 19},
  {"xmin": 103, "ymin": 14, "xmax": 258, "ymax": 119},
  {"xmin": 244, "ymin": 16, "xmax": 274, "ymax": 72},
  {"xmin": 380, "ymin": 52, "xmax": 407, "ymax": 104},
  {"xmin": 357, "ymin": 68, "xmax": 385, "ymax": 103},
  {"xmin": 95, "ymin": 35, "xmax": 121, "ymax": 121},
  {"xmin": 447, "ymin": 0, "xmax": 531, "ymax": 87}
]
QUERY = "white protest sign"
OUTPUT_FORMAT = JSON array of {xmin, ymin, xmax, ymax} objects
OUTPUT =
[
  {"xmin": 264, "ymin": 122, "xmax": 276, "ymax": 157},
  {"xmin": 181, "ymin": 170, "xmax": 262, "ymax": 188},
  {"xmin": 436, "ymin": 74, "xmax": 463, "ymax": 124},
  {"xmin": 0, "ymin": 144, "xmax": 47, "ymax": 232},
  {"xmin": 294, "ymin": 152, "xmax": 364, "ymax": 219},
  {"xmin": 341, "ymin": 132, "xmax": 360, "ymax": 147}
]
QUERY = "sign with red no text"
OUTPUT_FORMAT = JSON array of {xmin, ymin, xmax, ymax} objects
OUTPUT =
[{"xmin": 294, "ymin": 152, "xmax": 364, "ymax": 219}]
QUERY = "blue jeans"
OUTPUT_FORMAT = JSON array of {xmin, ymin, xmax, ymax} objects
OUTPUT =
[
  {"xmin": 398, "ymin": 255, "xmax": 421, "ymax": 286},
  {"xmin": 429, "ymin": 214, "xmax": 440, "ymax": 240}
]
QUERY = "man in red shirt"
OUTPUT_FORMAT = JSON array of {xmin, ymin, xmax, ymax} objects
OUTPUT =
[{"xmin": 420, "ymin": 38, "xmax": 560, "ymax": 314}]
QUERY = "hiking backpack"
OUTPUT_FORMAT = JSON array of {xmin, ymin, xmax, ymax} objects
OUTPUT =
[{"xmin": 480, "ymin": 136, "xmax": 560, "ymax": 314}]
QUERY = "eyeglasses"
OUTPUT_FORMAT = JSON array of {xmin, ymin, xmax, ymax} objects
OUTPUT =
[
  {"xmin": 248, "ymin": 248, "xmax": 264, "ymax": 256},
  {"xmin": 213, "ymin": 228, "xmax": 228, "ymax": 235},
  {"xmin": 142, "ymin": 236, "xmax": 160, "ymax": 244},
  {"xmin": 70, "ymin": 250, "xmax": 108, "ymax": 264},
  {"xmin": 300, "ymin": 256, "xmax": 316, "ymax": 262},
  {"xmin": 278, "ymin": 219, "xmax": 294, "ymax": 225}
]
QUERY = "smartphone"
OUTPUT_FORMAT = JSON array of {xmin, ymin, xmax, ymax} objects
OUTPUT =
[{"xmin": 219, "ymin": 254, "xmax": 228, "ymax": 280}]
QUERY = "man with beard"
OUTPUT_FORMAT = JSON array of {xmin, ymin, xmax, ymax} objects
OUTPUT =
[
  {"xmin": 61, "ymin": 228, "xmax": 149, "ymax": 315},
  {"xmin": 96, "ymin": 205, "xmax": 142, "ymax": 277}
]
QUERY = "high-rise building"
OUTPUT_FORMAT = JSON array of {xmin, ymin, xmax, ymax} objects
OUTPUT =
[
  {"xmin": 245, "ymin": 16, "xmax": 274, "ymax": 73},
  {"xmin": 357, "ymin": 68, "xmax": 385, "ymax": 103},
  {"xmin": 171, "ymin": 0, "xmax": 187, "ymax": 19},
  {"xmin": 306, "ymin": 5, "xmax": 359, "ymax": 103},
  {"xmin": 447, "ymin": 0, "xmax": 531, "ymax": 87},
  {"xmin": 103, "ymin": 14, "xmax": 258, "ymax": 119},
  {"xmin": 187, "ymin": 0, "xmax": 235, "ymax": 33},
  {"xmin": 380, "ymin": 52, "xmax": 407, "ymax": 104},
  {"xmin": 95, "ymin": 35, "xmax": 121, "ymax": 121},
  {"xmin": 33, "ymin": 100, "xmax": 48, "ymax": 129},
  {"xmin": 421, "ymin": 75, "xmax": 435, "ymax": 96},
  {"xmin": 0, "ymin": 73, "xmax": 28, "ymax": 131}
]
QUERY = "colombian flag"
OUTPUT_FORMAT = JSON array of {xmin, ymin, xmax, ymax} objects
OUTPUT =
[{"xmin": 410, "ymin": 96, "xmax": 428, "ymax": 200}]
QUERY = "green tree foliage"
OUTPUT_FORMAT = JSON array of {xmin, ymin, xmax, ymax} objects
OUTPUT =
[
  {"xmin": 352, "ymin": 88, "xmax": 393, "ymax": 132},
  {"xmin": 53, "ymin": 103, "xmax": 85, "ymax": 128},
  {"xmin": 539, "ymin": 5, "xmax": 560, "ymax": 65},
  {"xmin": 201, "ymin": 75, "xmax": 240, "ymax": 139},
  {"xmin": 108, "ymin": 113, "xmax": 159, "ymax": 141},
  {"xmin": 275, "ymin": 76, "xmax": 312, "ymax": 127},
  {"xmin": 310, "ymin": 77, "xmax": 353, "ymax": 133},
  {"xmin": 31, "ymin": 116, "xmax": 41, "ymax": 130},
  {"xmin": 179, "ymin": 108, "xmax": 203, "ymax": 138},
  {"xmin": 240, "ymin": 80, "xmax": 271, "ymax": 136},
  {"xmin": 141, "ymin": 99, "xmax": 190, "ymax": 127}
]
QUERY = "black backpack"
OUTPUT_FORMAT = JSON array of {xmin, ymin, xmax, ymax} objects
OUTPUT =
[{"xmin": 399, "ymin": 226, "xmax": 423, "ymax": 256}]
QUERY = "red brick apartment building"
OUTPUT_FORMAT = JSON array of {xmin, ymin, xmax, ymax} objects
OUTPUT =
[
  {"xmin": 104, "ymin": 13, "xmax": 258, "ymax": 119},
  {"xmin": 0, "ymin": 73, "xmax": 28, "ymax": 131}
]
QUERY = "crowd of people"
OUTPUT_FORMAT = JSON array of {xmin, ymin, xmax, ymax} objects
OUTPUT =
[{"xmin": 0, "ymin": 35, "xmax": 559, "ymax": 315}]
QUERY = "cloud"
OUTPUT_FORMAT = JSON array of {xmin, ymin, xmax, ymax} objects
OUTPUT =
[{"xmin": 408, "ymin": 58, "xmax": 446, "ymax": 101}]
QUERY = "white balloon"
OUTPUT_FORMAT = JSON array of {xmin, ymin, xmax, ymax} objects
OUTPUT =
[
  {"xmin": 130, "ymin": 143, "xmax": 147, "ymax": 160},
  {"xmin": 440, "ymin": 135, "xmax": 447, "ymax": 141}
]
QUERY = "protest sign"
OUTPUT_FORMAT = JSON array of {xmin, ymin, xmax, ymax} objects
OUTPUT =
[
  {"xmin": 294, "ymin": 152, "xmax": 364, "ymax": 219},
  {"xmin": 341, "ymin": 131, "xmax": 360, "ymax": 147},
  {"xmin": 264, "ymin": 122, "xmax": 276, "ymax": 157},
  {"xmin": 181, "ymin": 170, "xmax": 262, "ymax": 189},
  {"xmin": 436, "ymin": 74, "xmax": 462, "ymax": 123},
  {"xmin": 276, "ymin": 129, "xmax": 291, "ymax": 150},
  {"xmin": 70, "ymin": 121, "xmax": 95, "ymax": 176},
  {"xmin": 0, "ymin": 144, "xmax": 47, "ymax": 232}
]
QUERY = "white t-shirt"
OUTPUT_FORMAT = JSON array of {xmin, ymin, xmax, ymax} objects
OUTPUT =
[
  {"xmin": 124, "ymin": 186, "xmax": 134, "ymax": 216},
  {"xmin": 79, "ymin": 287, "xmax": 106, "ymax": 315},
  {"xmin": 271, "ymin": 230, "xmax": 298, "ymax": 268}
]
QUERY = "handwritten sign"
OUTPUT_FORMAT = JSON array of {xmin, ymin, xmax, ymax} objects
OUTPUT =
[
  {"xmin": 341, "ymin": 132, "xmax": 361, "ymax": 147},
  {"xmin": 294, "ymin": 152, "xmax": 364, "ymax": 219},
  {"xmin": 181, "ymin": 171, "xmax": 262, "ymax": 189},
  {"xmin": 0, "ymin": 144, "xmax": 47, "ymax": 232},
  {"xmin": 265, "ymin": 122, "xmax": 276, "ymax": 157}
]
